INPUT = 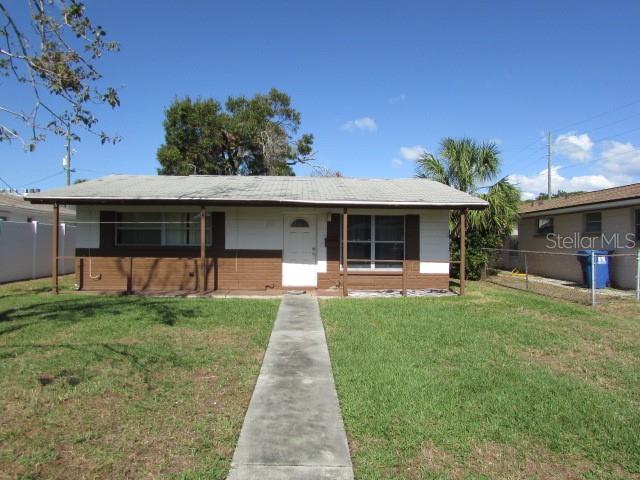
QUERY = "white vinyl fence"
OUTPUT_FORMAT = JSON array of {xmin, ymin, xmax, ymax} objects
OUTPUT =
[{"xmin": 0, "ymin": 221, "xmax": 75, "ymax": 283}]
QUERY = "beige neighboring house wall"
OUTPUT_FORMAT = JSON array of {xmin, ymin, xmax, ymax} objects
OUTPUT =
[{"xmin": 518, "ymin": 192, "xmax": 640, "ymax": 289}]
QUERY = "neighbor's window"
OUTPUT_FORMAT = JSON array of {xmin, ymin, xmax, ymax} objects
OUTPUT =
[
  {"xmin": 537, "ymin": 217, "xmax": 554, "ymax": 235},
  {"xmin": 341, "ymin": 215, "xmax": 404, "ymax": 270},
  {"xmin": 115, "ymin": 212, "xmax": 212, "ymax": 246},
  {"xmin": 635, "ymin": 210, "xmax": 639, "ymax": 241},
  {"xmin": 585, "ymin": 212, "xmax": 602, "ymax": 234}
]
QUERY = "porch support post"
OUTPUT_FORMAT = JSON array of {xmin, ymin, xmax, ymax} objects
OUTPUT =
[
  {"xmin": 402, "ymin": 215, "xmax": 407, "ymax": 297},
  {"xmin": 200, "ymin": 206, "xmax": 206, "ymax": 292},
  {"xmin": 459, "ymin": 208, "xmax": 467, "ymax": 296},
  {"xmin": 342, "ymin": 207, "xmax": 348, "ymax": 297},
  {"xmin": 51, "ymin": 203, "xmax": 59, "ymax": 294}
]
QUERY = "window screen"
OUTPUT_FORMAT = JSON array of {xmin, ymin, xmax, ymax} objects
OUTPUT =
[{"xmin": 585, "ymin": 212, "xmax": 602, "ymax": 234}]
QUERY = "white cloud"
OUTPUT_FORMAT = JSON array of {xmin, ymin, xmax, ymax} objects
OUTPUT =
[
  {"xmin": 399, "ymin": 145, "xmax": 426, "ymax": 161},
  {"xmin": 341, "ymin": 117, "xmax": 377, "ymax": 133},
  {"xmin": 600, "ymin": 140, "xmax": 640, "ymax": 181},
  {"xmin": 389, "ymin": 94, "xmax": 406, "ymax": 105},
  {"xmin": 554, "ymin": 132, "xmax": 594, "ymax": 161},
  {"xmin": 509, "ymin": 166, "xmax": 615, "ymax": 200},
  {"xmin": 391, "ymin": 158, "xmax": 403, "ymax": 168}
]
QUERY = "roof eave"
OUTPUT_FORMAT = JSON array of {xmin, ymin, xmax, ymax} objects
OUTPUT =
[{"xmin": 25, "ymin": 196, "xmax": 488, "ymax": 210}]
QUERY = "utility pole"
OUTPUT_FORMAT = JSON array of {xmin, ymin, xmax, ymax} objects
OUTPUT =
[
  {"xmin": 547, "ymin": 131, "xmax": 552, "ymax": 199},
  {"xmin": 64, "ymin": 124, "xmax": 72, "ymax": 186}
]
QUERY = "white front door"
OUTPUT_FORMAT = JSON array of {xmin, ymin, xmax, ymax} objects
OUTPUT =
[{"xmin": 282, "ymin": 215, "xmax": 317, "ymax": 287}]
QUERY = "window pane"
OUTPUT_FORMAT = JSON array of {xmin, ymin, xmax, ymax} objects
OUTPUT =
[
  {"xmin": 165, "ymin": 213, "xmax": 187, "ymax": 245},
  {"xmin": 375, "ymin": 216, "xmax": 404, "ymax": 241},
  {"xmin": 537, "ymin": 218, "xmax": 553, "ymax": 234},
  {"xmin": 347, "ymin": 260, "xmax": 371, "ymax": 269},
  {"xmin": 117, "ymin": 212, "xmax": 162, "ymax": 228},
  {"xmin": 375, "ymin": 242, "xmax": 404, "ymax": 260},
  {"xmin": 117, "ymin": 229, "xmax": 161, "ymax": 245},
  {"xmin": 347, "ymin": 242, "xmax": 371, "ymax": 260},
  {"xmin": 348, "ymin": 215, "xmax": 371, "ymax": 241},
  {"xmin": 375, "ymin": 262, "xmax": 403, "ymax": 269},
  {"xmin": 188, "ymin": 213, "xmax": 213, "ymax": 246},
  {"xmin": 585, "ymin": 212, "xmax": 601, "ymax": 233}
]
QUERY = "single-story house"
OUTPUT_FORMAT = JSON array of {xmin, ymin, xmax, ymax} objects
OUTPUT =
[
  {"xmin": 517, "ymin": 183, "xmax": 640, "ymax": 289},
  {"xmin": 0, "ymin": 192, "xmax": 75, "ymax": 223},
  {"xmin": 25, "ymin": 175, "xmax": 487, "ymax": 295}
]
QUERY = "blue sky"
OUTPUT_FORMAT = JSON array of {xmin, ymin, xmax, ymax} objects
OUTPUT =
[{"xmin": 2, "ymin": 0, "xmax": 640, "ymax": 199}]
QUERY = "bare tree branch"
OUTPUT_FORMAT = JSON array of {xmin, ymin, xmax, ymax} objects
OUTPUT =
[{"xmin": 0, "ymin": 0, "xmax": 120, "ymax": 150}]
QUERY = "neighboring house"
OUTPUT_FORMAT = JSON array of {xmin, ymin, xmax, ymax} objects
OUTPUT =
[
  {"xmin": 25, "ymin": 175, "xmax": 487, "ymax": 293},
  {"xmin": 0, "ymin": 193, "xmax": 76, "ymax": 283},
  {"xmin": 518, "ymin": 183, "xmax": 640, "ymax": 289},
  {"xmin": 0, "ymin": 192, "xmax": 75, "ymax": 223}
]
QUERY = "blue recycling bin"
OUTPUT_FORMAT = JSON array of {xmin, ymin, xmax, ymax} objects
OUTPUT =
[{"xmin": 577, "ymin": 250, "xmax": 612, "ymax": 288}]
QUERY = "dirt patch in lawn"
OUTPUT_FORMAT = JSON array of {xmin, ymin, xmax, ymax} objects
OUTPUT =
[{"xmin": 520, "ymin": 341, "xmax": 637, "ymax": 393}]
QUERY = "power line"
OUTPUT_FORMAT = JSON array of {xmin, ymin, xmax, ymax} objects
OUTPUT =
[
  {"xmin": 18, "ymin": 170, "xmax": 64, "ymax": 188},
  {"xmin": 0, "ymin": 175, "xmax": 16, "ymax": 190},
  {"xmin": 510, "ymin": 98, "xmax": 640, "ymax": 158},
  {"xmin": 550, "ymin": 98, "xmax": 640, "ymax": 135}
]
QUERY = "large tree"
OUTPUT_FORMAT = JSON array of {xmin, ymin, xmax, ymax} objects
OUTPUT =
[
  {"xmin": 0, "ymin": 1, "xmax": 120, "ymax": 150},
  {"xmin": 416, "ymin": 137, "xmax": 520, "ymax": 279},
  {"xmin": 157, "ymin": 89, "xmax": 314, "ymax": 176}
]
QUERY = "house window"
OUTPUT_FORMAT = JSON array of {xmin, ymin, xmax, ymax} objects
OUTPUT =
[
  {"xmin": 115, "ymin": 212, "xmax": 212, "ymax": 246},
  {"xmin": 585, "ymin": 212, "xmax": 602, "ymax": 234},
  {"xmin": 290, "ymin": 218, "xmax": 310, "ymax": 228},
  {"xmin": 635, "ymin": 210, "xmax": 640, "ymax": 241},
  {"xmin": 537, "ymin": 217, "xmax": 554, "ymax": 235},
  {"xmin": 0, "ymin": 216, "xmax": 6, "ymax": 222},
  {"xmin": 341, "ymin": 215, "xmax": 404, "ymax": 270}
]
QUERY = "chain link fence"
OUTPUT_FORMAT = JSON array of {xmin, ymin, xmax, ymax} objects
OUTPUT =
[{"xmin": 483, "ymin": 248, "xmax": 640, "ymax": 307}]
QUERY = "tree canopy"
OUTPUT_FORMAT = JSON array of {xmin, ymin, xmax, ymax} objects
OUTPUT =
[
  {"xmin": 156, "ymin": 89, "xmax": 315, "ymax": 176},
  {"xmin": 0, "ymin": 1, "xmax": 121, "ymax": 150},
  {"xmin": 416, "ymin": 137, "xmax": 521, "ymax": 279}
]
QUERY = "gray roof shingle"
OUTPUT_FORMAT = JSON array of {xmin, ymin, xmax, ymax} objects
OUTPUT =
[{"xmin": 25, "ymin": 175, "xmax": 488, "ymax": 208}]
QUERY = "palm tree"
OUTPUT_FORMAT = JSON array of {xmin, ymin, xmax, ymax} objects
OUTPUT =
[{"xmin": 416, "ymin": 137, "xmax": 520, "ymax": 279}]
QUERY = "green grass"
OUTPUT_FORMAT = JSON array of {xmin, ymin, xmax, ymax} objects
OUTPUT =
[
  {"xmin": 0, "ymin": 277, "xmax": 278, "ymax": 479},
  {"xmin": 321, "ymin": 283, "xmax": 640, "ymax": 479}
]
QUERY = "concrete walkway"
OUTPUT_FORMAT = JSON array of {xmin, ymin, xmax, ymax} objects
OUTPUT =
[{"xmin": 227, "ymin": 295, "xmax": 354, "ymax": 480}]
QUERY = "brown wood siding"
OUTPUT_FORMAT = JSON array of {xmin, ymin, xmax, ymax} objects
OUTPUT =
[
  {"xmin": 216, "ymin": 251, "xmax": 282, "ymax": 290},
  {"xmin": 317, "ymin": 260, "xmax": 449, "ymax": 290},
  {"xmin": 76, "ymin": 252, "xmax": 282, "ymax": 292}
]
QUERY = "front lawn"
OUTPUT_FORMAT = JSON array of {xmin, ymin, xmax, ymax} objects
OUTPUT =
[
  {"xmin": 322, "ymin": 283, "xmax": 640, "ymax": 479},
  {"xmin": 0, "ymin": 277, "xmax": 278, "ymax": 479}
]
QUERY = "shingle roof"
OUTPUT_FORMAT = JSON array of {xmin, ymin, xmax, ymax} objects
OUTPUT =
[
  {"xmin": 25, "ymin": 175, "xmax": 488, "ymax": 209},
  {"xmin": 520, "ymin": 183, "xmax": 640, "ymax": 214},
  {"xmin": 0, "ymin": 193, "xmax": 75, "ymax": 220}
]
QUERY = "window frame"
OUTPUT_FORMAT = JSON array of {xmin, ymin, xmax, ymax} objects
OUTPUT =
[
  {"xmin": 584, "ymin": 211, "xmax": 602, "ymax": 235},
  {"xmin": 114, "ymin": 212, "xmax": 213, "ymax": 247},
  {"xmin": 340, "ymin": 215, "xmax": 405, "ymax": 271},
  {"xmin": 536, "ymin": 217, "xmax": 554, "ymax": 235}
]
